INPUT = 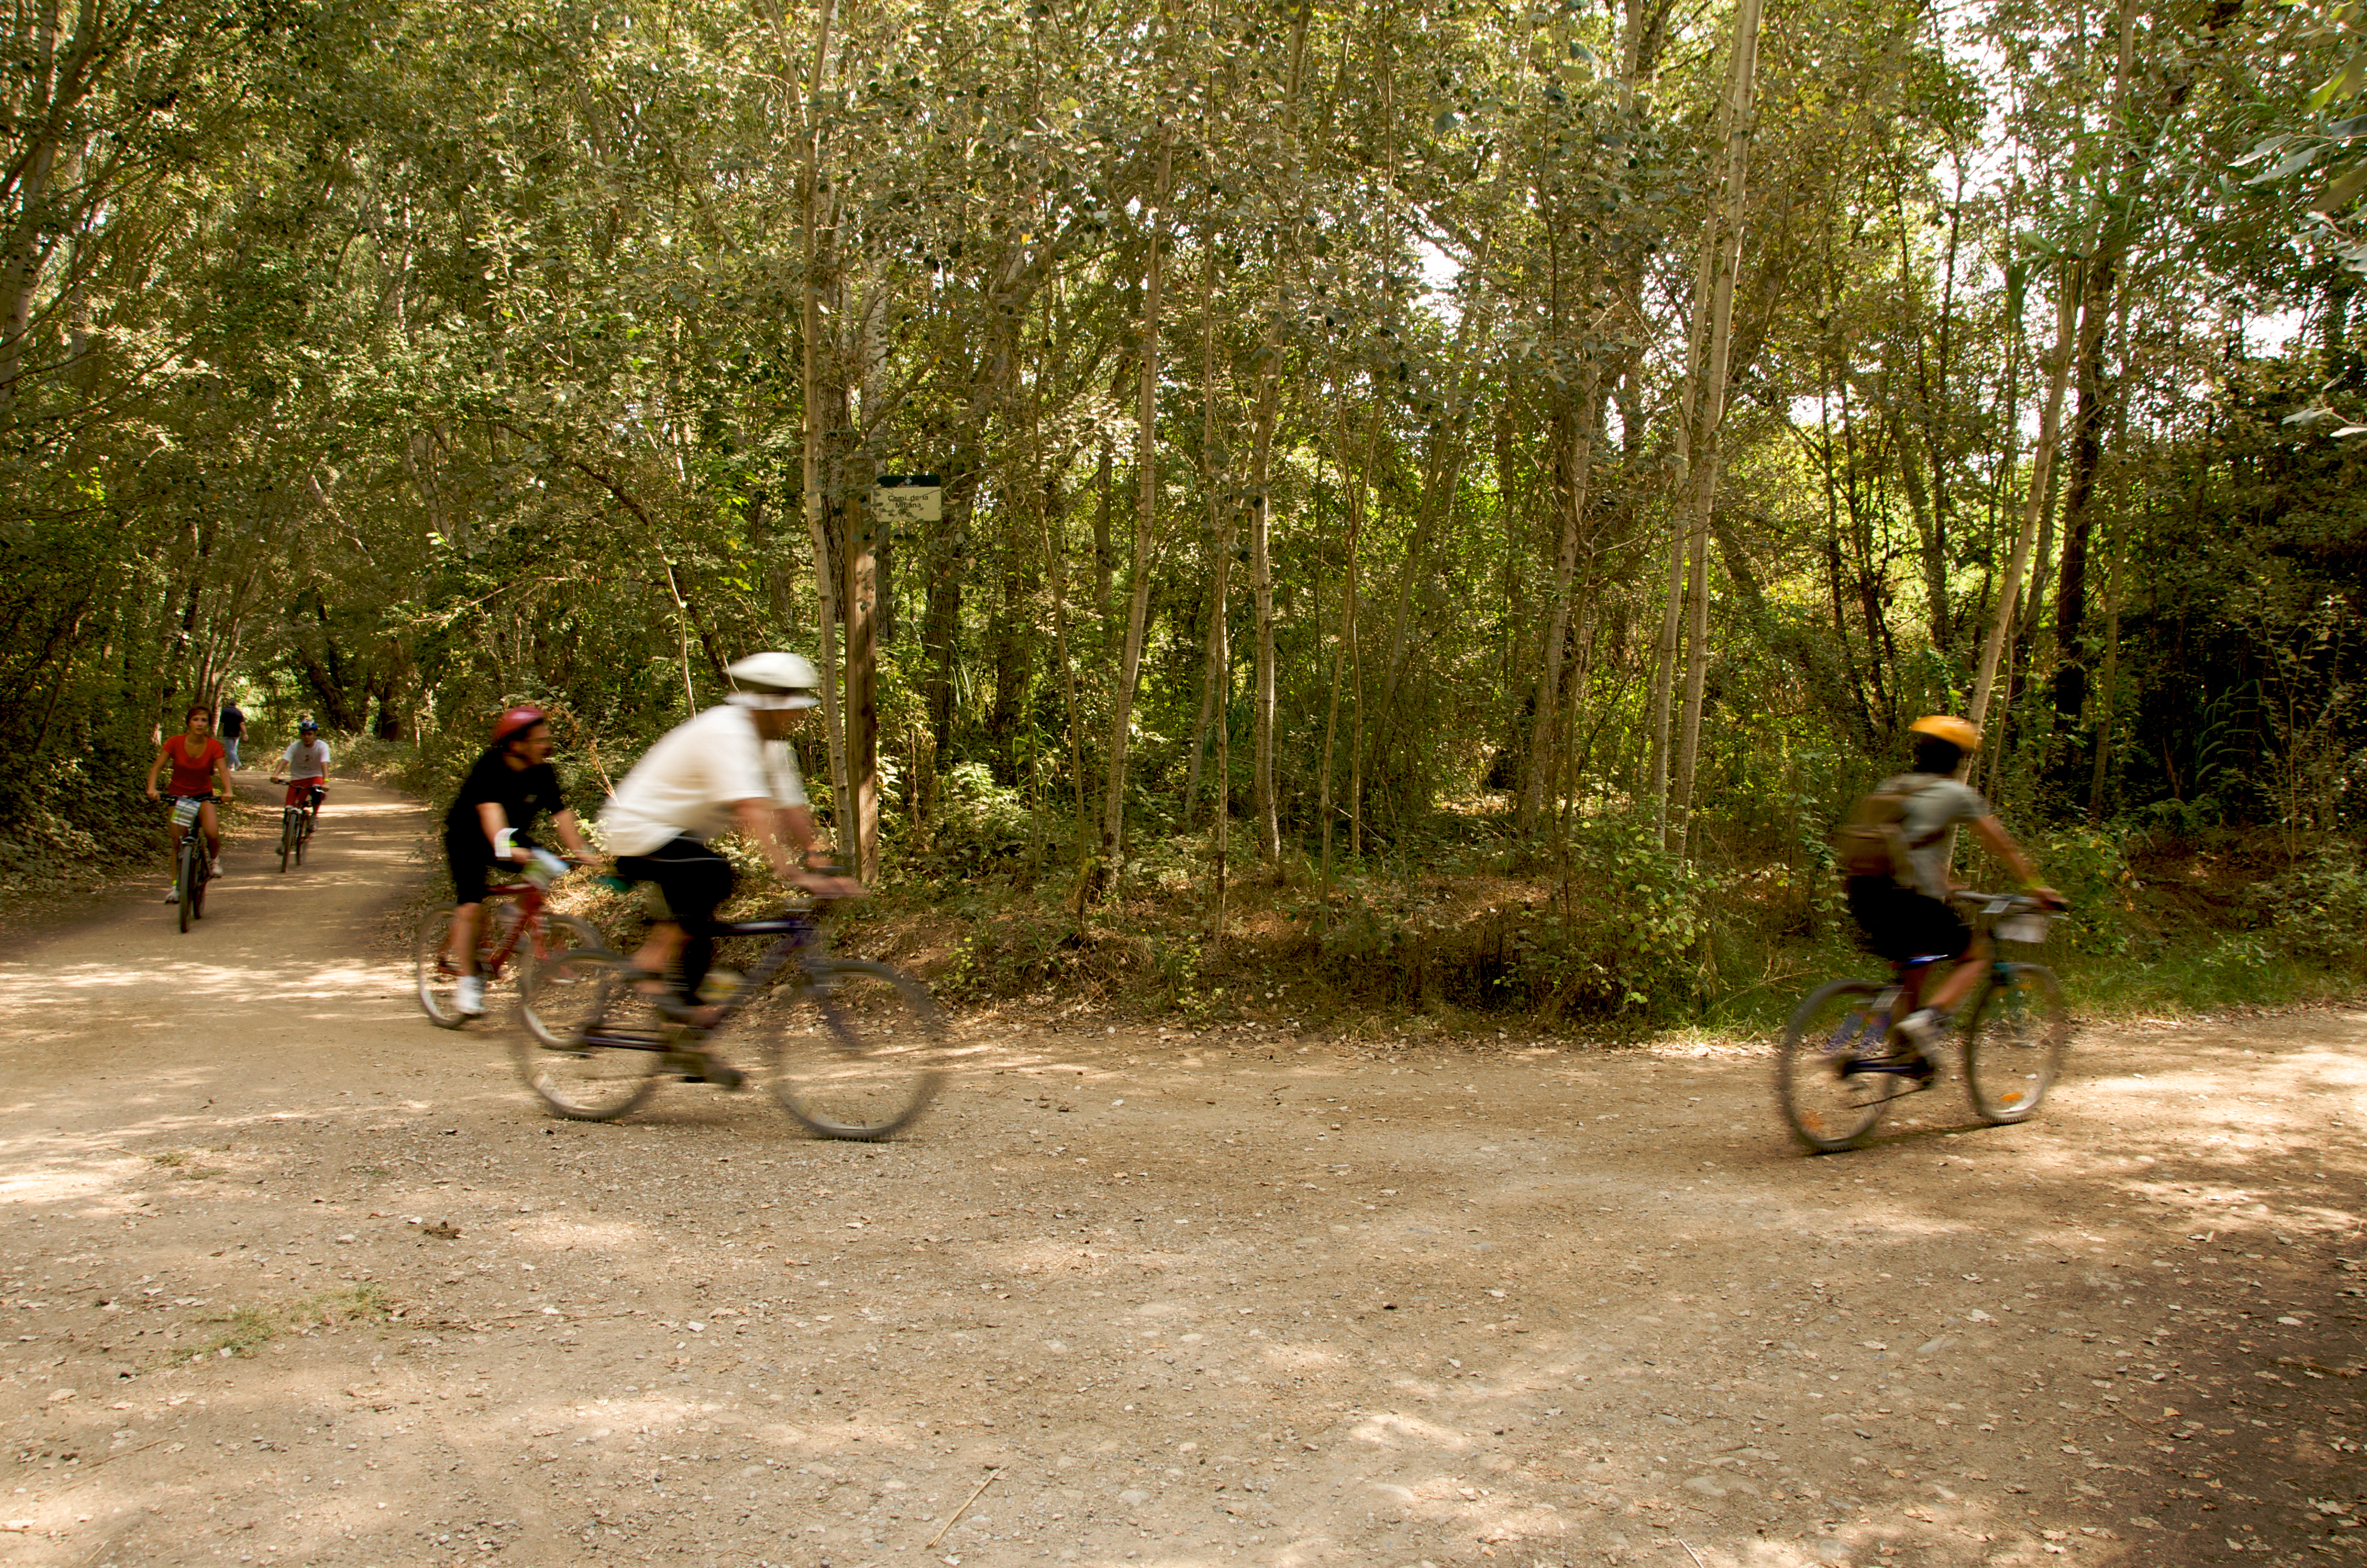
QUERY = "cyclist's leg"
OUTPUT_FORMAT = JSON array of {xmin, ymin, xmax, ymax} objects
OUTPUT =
[
  {"xmin": 197, "ymin": 800, "xmax": 222, "ymax": 860},
  {"xmin": 443, "ymin": 830, "xmax": 494, "ymax": 973},
  {"xmin": 1926, "ymin": 929, "xmax": 1991, "ymax": 1014},
  {"xmin": 617, "ymin": 839, "xmax": 733, "ymax": 1003},
  {"xmin": 309, "ymin": 783, "xmax": 327, "ymax": 817},
  {"xmin": 446, "ymin": 902, "xmax": 483, "ymax": 971}
]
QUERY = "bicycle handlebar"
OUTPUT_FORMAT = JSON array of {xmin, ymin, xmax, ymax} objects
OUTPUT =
[{"xmin": 1950, "ymin": 889, "xmax": 2064, "ymax": 915}]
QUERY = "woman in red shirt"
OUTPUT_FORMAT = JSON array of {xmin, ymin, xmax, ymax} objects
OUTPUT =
[{"xmin": 144, "ymin": 705, "xmax": 233, "ymax": 900}]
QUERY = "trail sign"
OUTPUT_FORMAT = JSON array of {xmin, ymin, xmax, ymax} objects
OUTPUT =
[{"xmin": 874, "ymin": 474, "xmax": 943, "ymax": 526}]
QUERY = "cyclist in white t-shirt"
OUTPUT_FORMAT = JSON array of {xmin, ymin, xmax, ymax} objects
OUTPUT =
[
  {"xmin": 599, "ymin": 652, "xmax": 859, "ymax": 1022},
  {"xmin": 271, "ymin": 720, "xmax": 333, "ymax": 817}
]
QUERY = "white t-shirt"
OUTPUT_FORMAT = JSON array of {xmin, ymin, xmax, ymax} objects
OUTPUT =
[
  {"xmin": 599, "ymin": 704, "xmax": 810, "ymax": 857},
  {"xmin": 282, "ymin": 739, "xmax": 333, "ymax": 779}
]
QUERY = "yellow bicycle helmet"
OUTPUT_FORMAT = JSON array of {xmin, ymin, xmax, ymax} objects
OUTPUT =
[{"xmin": 1908, "ymin": 714, "xmax": 1981, "ymax": 750}]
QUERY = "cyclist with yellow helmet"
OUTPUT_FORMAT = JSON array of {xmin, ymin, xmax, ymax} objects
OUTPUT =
[{"xmin": 1844, "ymin": 715, "xmax": 2061, "ymax": 1067}]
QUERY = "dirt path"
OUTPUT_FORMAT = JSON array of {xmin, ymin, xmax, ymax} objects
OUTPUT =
[{"xmin": 1, "ymin": 778, "xmax": 2361, "ymax": 1568}]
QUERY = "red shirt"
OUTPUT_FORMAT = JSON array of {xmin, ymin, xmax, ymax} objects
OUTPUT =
[{"xmin": 163, "ymin": 735, "xmax": 224, "ymax": 797}]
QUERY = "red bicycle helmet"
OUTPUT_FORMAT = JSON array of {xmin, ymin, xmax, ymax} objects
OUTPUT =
[{"xmin": 490, "ymin": 705, "xmax": 548, "ymax": 748}]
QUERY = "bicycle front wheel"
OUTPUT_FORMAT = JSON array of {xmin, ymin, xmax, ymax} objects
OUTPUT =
[
  {"xmin": 1775, "ymin": 978, "xmax": 1896, "ymax": 1152},
  {"xmin": 413, "ymin": 907, "xmax": 474, "ymax": 1028},
  {"xmin": 516, "ymin": 915, "xmax": 617, "ymax": 1048},
  {"xmin": 1962, "ymin": 962, "xmax": 2069, "ymax": 1123},
  {"xmin": 295, "ymin": 809, "xmax": 310, "ymax": 868},
  {"xmin": 279, "ymin": 811, "xmax": 295, "ymax": 874},
  {"xmin": 763, "ymin": 958, "xmax": 945, "ymax": 1140},
  {"xmin": 511, "ymin": 944, "xmax": 663, "ymax": 1121},
  {"xmin": 178, "ymin": 846, "xmax": 197, "ymax": 934}
]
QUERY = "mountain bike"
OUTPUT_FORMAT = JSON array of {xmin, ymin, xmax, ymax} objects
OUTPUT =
[
  {"xmin": 164, "ymin": 794, "xmax": 213, "ymax": 934},
  {"xmin": 277, "ymin": 786, "xmax": 320, "ymax": 873},
  {"xmin": 1775, "ymin": 891, "xmax": 2069, "ymax": 1153},
  {"xmin": 513, "ymin": 898, "xmax": 944, "ymax": 1138},
  {"xmin": 413, "ymin": 853, "xmax": 602, "ymax": 1032}
]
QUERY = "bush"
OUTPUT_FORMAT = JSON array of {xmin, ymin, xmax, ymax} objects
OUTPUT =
[{"xmin": 2246, "ymin": 843, "xmax": 2367, "ymax": 968}]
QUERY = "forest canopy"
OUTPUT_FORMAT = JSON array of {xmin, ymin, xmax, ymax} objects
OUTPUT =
[{"xmin": 3, "ymin": 0, "xmax": 2362, "ymax": 1014}]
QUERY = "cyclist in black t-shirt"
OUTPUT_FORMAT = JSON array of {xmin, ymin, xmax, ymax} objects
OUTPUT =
[{"xmin": 437, "ymin": 706, "xmax": 596, "ymax": 1016}]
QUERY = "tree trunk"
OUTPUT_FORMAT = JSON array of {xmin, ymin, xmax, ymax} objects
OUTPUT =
[
  {"xmin": 796, "ymin": 0, "xmax": 847, "ymax": 851},
  {"xmin": 1098, "ymin": 132, "xmax": 1173, "ymax": 868},
  {"xmin": 2047, "ymin": 247, "xmax": 2120, "ymax": 732},
  {"xmin": 1320, "ymin": 382, "xmax": 1375, "ymax": 893},
  {"xmin": 1648, "ymin": 229, "xmax": 1719, "ymax": 849},
  {"xmin": 1670, "ymin": 0, "xmax": 1765, "ymax": 860},
  {"xmin": 1185, "ymin": 235, "xmax": 1233, "ymax": 822},
  {"xmin": 1518, "ymin": 371, "xmax": 1598, "ymax": 835},
  {"xmin": 1969, "ymin": 261, "xmax": 2082, "ymax": 729},
  {"xmin": 1241, "ymin": 1, "xmax": 1308, "ymax": 868}
]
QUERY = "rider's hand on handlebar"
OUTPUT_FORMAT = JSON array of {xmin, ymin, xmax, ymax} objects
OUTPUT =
[
  {"xmin": 791, "ymin": 869, "xmax": 866, "ymax": 901},
  {"xmin": 2030, "ymin": 885, "xmax": 2066, "ymax": 911}
]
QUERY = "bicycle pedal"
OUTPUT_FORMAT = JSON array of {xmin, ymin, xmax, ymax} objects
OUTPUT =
[{"xmin": 674, "ymin": 1061, "xmax": 746, "ymax": 1090}]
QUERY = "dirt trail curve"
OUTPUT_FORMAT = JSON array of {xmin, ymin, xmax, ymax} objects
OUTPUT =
[{"xmin": 0, "ymin": 776, "xmax": 2361, "ymax": 1568}]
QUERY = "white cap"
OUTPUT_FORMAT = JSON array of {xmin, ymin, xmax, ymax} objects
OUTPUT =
[{"xmin": 725, "ymin": 652, "xmax": 822, "ymax": 709}]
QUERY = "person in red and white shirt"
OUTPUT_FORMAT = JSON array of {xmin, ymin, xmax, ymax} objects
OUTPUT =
[
  {"xmin": 271, "ymin": 719, "xmax": 333, "ymax": 816},
  {"xmin": 143, "ymin": 705, "xmax": 232, "ymax": 900}
]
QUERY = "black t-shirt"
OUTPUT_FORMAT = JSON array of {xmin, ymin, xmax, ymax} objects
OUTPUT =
[
  {"xmin": 218, "ymin": 705, "xmax": 244, "ymax": 739},
  {"xmin": 443, "ymin": 750, "xmax": 567, "ymax": 854}
]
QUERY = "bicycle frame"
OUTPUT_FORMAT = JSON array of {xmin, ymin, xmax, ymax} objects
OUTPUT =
[
  {"xmin": 1850, "ymin": 895, "xmax": 2042, "ymax": 1076},
  {"xmin": 577, "ymin": 909, "xmax": 826, "ymax": 1052},
  {"xmin": 474, "ymin": 881, "xmax": 551, "ymax": 982}
]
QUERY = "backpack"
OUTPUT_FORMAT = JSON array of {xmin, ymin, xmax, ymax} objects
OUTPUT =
[{"xmin": 1832, "ymin": 775, "xmax": 1943, "ymax": 884}]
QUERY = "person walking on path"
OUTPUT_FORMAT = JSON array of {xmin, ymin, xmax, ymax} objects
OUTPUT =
[{"xmin": 217, "ymin": 699, "xmax": 246, "ymax": 770}]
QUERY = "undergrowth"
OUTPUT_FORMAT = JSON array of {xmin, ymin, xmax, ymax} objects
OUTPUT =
[
  {"xmin": 374, "ymin": 742, "xmax": 2367, "ymax": 1041},
  {"xmin": 806, "ymin": 811, "xmax": 2360, "ymax": 1039}
]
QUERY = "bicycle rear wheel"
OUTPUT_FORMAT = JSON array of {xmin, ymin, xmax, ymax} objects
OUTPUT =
[
  {"xmin": 762, "ymin": 958, "xmax": 945, "ymax": 1140},
  {"xmin": 1775, "ymin": 978, "xmax": 1897, "ymax": 1152},
  {"xmin": 511, "ymin": 947, "xmax": 663, "ymax": 1121},
  {"xmin": 1962, "ymin": 962, "xmax": 2068, "ymax": 1123},
  {"xmin": 295, "ymin": 808, "xmax": 310, "ymax": 867}
]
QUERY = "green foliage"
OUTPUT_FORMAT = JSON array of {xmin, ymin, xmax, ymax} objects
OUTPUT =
[
  {"xmin": 2244, "ymin": 843, "xmax": 2367, "ymax": 968},
  {"xmin": 1, "ymin": 0, "xmax": 2360, "ymax": 1047}
]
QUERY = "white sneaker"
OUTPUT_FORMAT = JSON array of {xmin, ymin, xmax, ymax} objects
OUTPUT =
[
  {"xmin": 456, "ymin": 975, "xmax": 485, "ymax": 1017},
  {"xmin": 210, "ymin": 858, "xmax": 222, "ymax": 876},
  {"xmin": 1894, "ymin": 1007, "xmax": 1949, "ymax": 1054},
  {"xmin": 164, "ymin": 888, "xmax": 179, "ymax": 904}
]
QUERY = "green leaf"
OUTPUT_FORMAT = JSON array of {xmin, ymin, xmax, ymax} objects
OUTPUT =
[
  {"xmin": 2247, "ymin": 146, "xmax": 2324, "ymax": 184},
  {"xmin": 2232, "ymin": 134, "xmax": 2292, "ymax": 169},
  {"xmin": 2309, "ymin": 56, "xmax": 2366, "ymax": 109},
  {"xmin": 2314, "ymin": 159, "xmax": 2367, "ymax": 211}
]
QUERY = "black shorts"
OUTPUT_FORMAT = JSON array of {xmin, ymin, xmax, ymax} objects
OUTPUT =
[
  {"xmin": 444, "ymin": 826, "xmax": 500, "ymax": 907},
  {"xmin": 1846, "ymin": 877, "xmax": 1972, "ymax": 965},
  {"xmin": 615, "ymin": 836, "xmax": 734, "ymax": 934}
]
